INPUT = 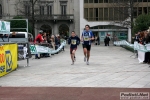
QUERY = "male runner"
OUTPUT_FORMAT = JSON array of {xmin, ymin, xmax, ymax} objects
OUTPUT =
[
  {"xmin": 81, "ymin": 25, "xmax": 94, "ymax": 65},
  {"xmin": 68, "ymin": 31, "xmax": 80, "ymax": 65}
]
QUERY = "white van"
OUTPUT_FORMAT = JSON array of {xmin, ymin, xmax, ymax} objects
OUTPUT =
[{"xmin": 9, "ymin": 32, "xmax": 34, "ymax": 42}]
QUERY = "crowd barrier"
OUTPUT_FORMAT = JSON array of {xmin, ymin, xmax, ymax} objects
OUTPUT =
[
  {"xmin": 0, "ymin": 43, "xmax": 18, "ymax": 77},
  {"xmin": 30, "ymin": 40, "xmax": 66, "ymax": 55},
  {"xmin": 114, "ymin": 40, "xmax": 150, "ymax": 63}
]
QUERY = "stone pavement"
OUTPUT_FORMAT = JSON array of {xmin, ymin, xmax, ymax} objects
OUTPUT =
[{"xmin": 0, "ymin": 44, "xmax": 150, "ymax": 88}]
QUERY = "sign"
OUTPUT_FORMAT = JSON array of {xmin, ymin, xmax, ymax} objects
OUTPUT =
[
  {"xmin": 0, "ymin": 44, "xmax": 17, "ymax": 77},
  {"xmin": 0, "ymin": 21, "xmax": 10, "ymax": 34},
  {"xmin": 30, "ymin": 41, "xmax": 66, "ymax": 55}
]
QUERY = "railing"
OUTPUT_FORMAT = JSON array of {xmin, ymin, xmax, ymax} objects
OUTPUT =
[{"xmin": 18, "ymin": 14, "xmax": 74, "ymax": 20}]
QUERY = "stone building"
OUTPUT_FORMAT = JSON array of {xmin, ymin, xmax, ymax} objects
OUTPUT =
[{"xmin": 0, "ymin": 0, "xmax": 80, "ymax": 37}]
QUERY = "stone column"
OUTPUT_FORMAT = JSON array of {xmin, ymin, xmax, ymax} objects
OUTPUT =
[{"xmin": 128, "ymin": 28, "xmax": 131, "ymax": 42}]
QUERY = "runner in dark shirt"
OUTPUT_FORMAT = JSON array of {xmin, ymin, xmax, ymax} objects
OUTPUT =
[
  {"xmin": 68, "ymin": 31, "xmax": 80, "ymax": 65},
  {"xmin": 81, "ymin": 25, "xmax": 94, "ymax": 65}
]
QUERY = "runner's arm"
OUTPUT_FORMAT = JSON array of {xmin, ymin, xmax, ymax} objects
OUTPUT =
[
  {"xmin": 68, "ymin": 37, "xmax": 71, "ymax": 44},
  {"xmin": 80, "ymin": 32, "xmax": 83, "ymax": 42},
  {"xmin": 89, "ymin": 32, "xmax": 94, "ymax": 40}
]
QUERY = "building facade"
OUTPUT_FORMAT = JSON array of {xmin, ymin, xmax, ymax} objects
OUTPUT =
[
  {"xmin": 0, "ymin": 0, "xmax": 80, "ymax": 37},
  {"xmin": 80, "ymin": 0, "xmax": 150, "ymax": 42}
]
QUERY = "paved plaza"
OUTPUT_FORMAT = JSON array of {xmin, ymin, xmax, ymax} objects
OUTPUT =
[{"xmin": 0, "ymin": 44, "xmax": 150, "ymax": 88}]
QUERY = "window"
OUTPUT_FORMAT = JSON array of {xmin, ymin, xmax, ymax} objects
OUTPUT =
[
  {"xmin": 89, "ymin": 0, "xmax": 93, "ymax": 3},
  {"xmin": 99, "ymin": 0, "xmax": 103, "ymax": 3},
  {"xmin": 118, "ymin": 7, "xmax": 124, "ymax": 20},
  {"xmin": 40, "ymin": 6, "xmax": 44, "ymax": 15},
  {"xmin": 84, "ymin": 8, "xmax": 88, "ymax": 20},
  {"xmin": 109, "ymin": 0, "xmax": 113, "ymax": 3},
  {"xmin": 138, "ymin": 0, "xmax": 142, "ymax": 2},
  {"xmin": 104, "ymin": 8, "xmax": 108, "ymax": 20},
  {"xmin": 148, "ymin": 7, "xmax": 150, "ymax": 13},
  {"xmin": 104, "ymin": 0, "xmax": 108, "ymax": 3},
  {"xmin": 0, "ymin": 5, "xmax": 2, "ymax": 18},
  {"xmin": 61, "ymin": 5, "xmax": 67, "ymax": 15},
  {"xmin": 89, "ymin": 8, "xmax": 93, "ymax": 21},
  {"xmin": 94, "ymin": 0, "xmax": 98, "ymax": 3},
  {"xmin": 138, "ymin": 7, "xmax": 142, "ymax": 15},
  {"xmin": 133, "ymin": 7, "xmax": 137, "ymax": 18},
  {"xmin": 143, "ymin": 7, "xmax": 148, "ymax": 14},
  {"xmin": 114, "ymin": 7, "xmax": 119, "ymax": 20},
  {"xmin": 94, "ymin": 8, "xmax": 98, "ymax": 20},
  {"xmin": 99, "ymin": 8, "xmax": 103, "ymax": 20},
  {"xmin": 109, "ymin": 8, "xmax": 113, "ymax": 20},
  {"xmin": 84, "ymin": 0, "xmax": 88, "ymax": 3},
  {"xmin": 25, "ymin": 5, "xmax": 30, "ymax": 16},
  {"xmin": 47, "ymin": 6, "xmax": 52, "ymax": 15},
  {"xmin": 143, "ymin": 0, "xmax": 147, "ymax": 2}
]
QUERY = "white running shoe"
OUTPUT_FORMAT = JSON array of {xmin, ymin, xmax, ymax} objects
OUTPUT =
[
  {"xmin": 71, "ymin": 61, "xmax": 74, "ymax": 65},
  {"xmin": 84, "ymin": 57, "xmax": 86, "ymax": 62},
  {"xmin": 86, "ymin": 61, "xmax": 89, "ymax": 65}
]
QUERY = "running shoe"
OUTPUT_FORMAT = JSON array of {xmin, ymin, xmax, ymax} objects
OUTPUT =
[
  {"xmin": 86, "ymin": 61, "xmax": 89, "ymax": 65},
  {"xmin": 84, "ymin": 57, "xmax": 86, "ymax": 62},
  {"xmin": 71, "ymin": 61, "xmax": 74, "ymax": 65}
]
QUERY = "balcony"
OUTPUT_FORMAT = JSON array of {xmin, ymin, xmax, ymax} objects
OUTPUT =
[{"xmin": 25, "ymin": 14, "xmax": 74, "ymax": 21}]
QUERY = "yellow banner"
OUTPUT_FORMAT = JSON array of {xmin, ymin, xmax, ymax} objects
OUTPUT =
[{"xmin": 0, "ymin": 44, "xmax": 17, "ymax": 77}]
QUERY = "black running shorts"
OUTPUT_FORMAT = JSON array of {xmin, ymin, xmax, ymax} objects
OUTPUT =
[{"xmin": 82, "ymin": 44, "xmax": 91, "ymax": 51}]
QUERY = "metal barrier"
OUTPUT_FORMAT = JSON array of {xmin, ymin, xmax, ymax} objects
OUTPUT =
[{"xmin": 0, "ymin": 42, "xmax": 30, "ymax": 67}]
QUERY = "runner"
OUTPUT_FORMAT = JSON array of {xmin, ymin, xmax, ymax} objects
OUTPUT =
[
  {"xmin": 74, "ymin": 34, "xmax": 80, "ymax": 61},
  {"xmin": 68, "ymin": 31, "xmax": 80, "ymax": 65},
  {"xmin": 81, "ymin": 25, "xmax": 94, "ymax": 65}
]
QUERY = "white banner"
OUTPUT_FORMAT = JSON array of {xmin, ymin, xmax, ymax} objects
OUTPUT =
[
  {"xmin": 138, "ymin": 51, "xmax": 145, "ymax": 63},
  {"xmin": 0, "ymin": 21, "xmax": 10, "ymax": 34}
]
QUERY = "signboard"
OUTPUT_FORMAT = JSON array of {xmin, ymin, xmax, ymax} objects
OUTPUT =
[
  {"xmin": 0, "ymin": 44, "xmax": 18, "ymax": 77},
  {"xmin": 0, "ymin": 21, "xmax": 10, "ymax": 34}
]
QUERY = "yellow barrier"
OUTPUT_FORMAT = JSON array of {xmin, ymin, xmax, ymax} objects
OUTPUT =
[{"xmin": 0, "ymin": 44, "xmax": 17, "ymax": 77}]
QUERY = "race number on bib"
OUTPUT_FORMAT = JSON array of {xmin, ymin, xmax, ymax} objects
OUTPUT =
[
  {"xmin": 71, "ymin": 40, "xmax": 76, "ymax": 45},
  {"xmin": 84, "ymin": 36, "xmax": 89, "ymax": 41}
]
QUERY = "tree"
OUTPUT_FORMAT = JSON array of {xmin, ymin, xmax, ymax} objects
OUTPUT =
[
  {"xmin": 133, "ymin": 13, "xmax": 150, "ymax": 33},
  {"xmin": 15, "ymin": 0, "xmax": 38, "ymax": 37},
  {"xmin": 110, "ymin": 0, "xmax": 139, "ymax": 41},
  {"xmin": 10, "ymin": 16, "xmax": 32, "ymax": 33},
  {"xmin": 110, "ymin": 0, "xmax": 139, "ymax": 26}
]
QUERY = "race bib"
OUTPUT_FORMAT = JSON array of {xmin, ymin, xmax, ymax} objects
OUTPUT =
[
  {"xmin": 71, "ymin": 40, "xmax": 76, "ymax": 45},
  {"xmin": 84, "ymin": 36, "xmax": 89, "ymax": 41}
]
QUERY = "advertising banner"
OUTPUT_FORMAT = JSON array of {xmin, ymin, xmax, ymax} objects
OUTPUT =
[{"xmin": 0, "ymin": 44, "xmax": 17, "ymax": 77}]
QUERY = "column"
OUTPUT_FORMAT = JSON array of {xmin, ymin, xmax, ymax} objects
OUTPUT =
[{"xmin": 128, "ymin": 28, "xmax": 131, "ymax": 42}]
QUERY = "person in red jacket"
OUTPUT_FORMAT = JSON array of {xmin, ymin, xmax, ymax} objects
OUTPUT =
[
  {"xmin": 34, "ymin": 30, "xmax": 44, "ymax": 43},
  {"xmin": 34, "ymin": 30, "xmax": 44, "ymax": 59}
]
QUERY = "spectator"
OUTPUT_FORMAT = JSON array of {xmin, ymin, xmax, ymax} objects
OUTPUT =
[
  {"xmin": 104, "ymin": 35, "xmax": 110, "ymax": 46},
  {"xmin": 34, "ymin": 30, "xmax": 44, "ymax": 43}
]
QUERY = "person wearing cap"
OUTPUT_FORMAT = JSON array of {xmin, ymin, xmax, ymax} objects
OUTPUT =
[
  {"xmin": 34, "ymin": 30, "xmax": 44, "ymax": 43},
  {"xmin": 34, "ymin": 30, "xmax": 44, "ymax": 59}
]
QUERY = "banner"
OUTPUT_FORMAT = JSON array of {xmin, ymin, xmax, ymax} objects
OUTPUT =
[
  {"xmin": 114, "ymin": 40, "xmax": 150, "ymax": 52},
  {"xmin": 30, "ymin": 40, "xmax": 66, "ymax": 55},
  {"xmin": 0, "ymin": 21, "xmax": 10, "ymax": 34},
  {"xmin": 138, "ymin": 51, "xmax": 145, "ymax": 63},
  {"xmin": 0, "ymin": 44, "xmax": 17, "ymax": 77}
]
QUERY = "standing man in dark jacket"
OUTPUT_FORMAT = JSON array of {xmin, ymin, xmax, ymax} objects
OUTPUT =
[{"xmin": 104, "ymin": 35, "xmax": 110, "ymax": 46}]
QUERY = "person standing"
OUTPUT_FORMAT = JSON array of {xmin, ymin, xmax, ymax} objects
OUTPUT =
[
  {"xmin": 81, "ymin": 25, "xmax": 94, "ymax": 65},
  {"xmin": 68, "ymin": 31, "xmax": 80, "ymax": 65},
  {"xmin": 104, "ymin": 35, "xmax": 110, "ymax": 46}
]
